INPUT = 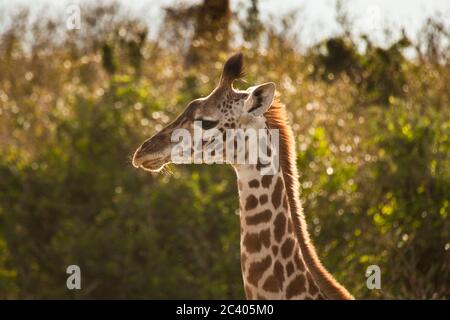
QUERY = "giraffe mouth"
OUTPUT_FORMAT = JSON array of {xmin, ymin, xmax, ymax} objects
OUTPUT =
[
  {"xmin": 140, "ymin": 158, "xmax": 165, "ymax": 172},
  {"xmin": 132, "ymin": 143, "xmax": 171, "ymax": 172}
]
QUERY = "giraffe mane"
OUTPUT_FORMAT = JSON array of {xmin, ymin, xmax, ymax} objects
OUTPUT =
[{"xmin": 265, "ymin": 98, "xmax": 354, "ymax": 300}]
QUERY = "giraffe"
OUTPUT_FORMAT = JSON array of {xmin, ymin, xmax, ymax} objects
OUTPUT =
[{"xmin": 132, "ymin": 53, "xmax": 354, "ymax": 300}]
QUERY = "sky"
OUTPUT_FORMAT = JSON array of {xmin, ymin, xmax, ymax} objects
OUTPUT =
[{"xmin": 0, "ymin": 0, "xmax": 449, "ymax": 47}]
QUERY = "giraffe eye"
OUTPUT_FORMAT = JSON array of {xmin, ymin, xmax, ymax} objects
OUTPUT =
[{"xmin": 196, "ymin": 119, "xmax": 219, "ymax": 130}]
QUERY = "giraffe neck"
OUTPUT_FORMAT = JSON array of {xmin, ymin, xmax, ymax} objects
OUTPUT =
[{"xmin": 235, "ymin": 164, "xmax": 324, "ymax": 300}]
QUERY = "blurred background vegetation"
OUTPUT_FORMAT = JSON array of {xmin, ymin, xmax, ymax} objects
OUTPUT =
[{"xmin": 0, "ymin": 0, "xmax": 448, "ymax": 299}]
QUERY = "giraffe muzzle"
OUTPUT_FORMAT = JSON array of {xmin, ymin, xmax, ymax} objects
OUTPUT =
[
  {"xmin": 132, "ymin": 149, "xmax": 167, "ymax": 172},
  {"xmin": 132, "ymin": 133, "xmax": 173, "ymax": 171}
]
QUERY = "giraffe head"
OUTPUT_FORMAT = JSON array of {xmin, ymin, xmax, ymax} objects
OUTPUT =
[{"xmin": 132, "ymin": 53, "xmax": 276, "ymax": 172}]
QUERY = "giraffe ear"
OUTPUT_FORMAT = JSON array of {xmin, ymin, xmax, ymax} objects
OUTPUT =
[
  {"xmin": 220, "ymin": 52, "xmax": 244, "ymax": 87},
  {"xmin": 245, "ymin": 82, "xmax": 275, "ymax": 116}
]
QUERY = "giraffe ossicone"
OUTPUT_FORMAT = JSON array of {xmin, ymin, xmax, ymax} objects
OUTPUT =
[{"xmin": 132, "ymin": 53, "xmax": 354, "ymax": 300}]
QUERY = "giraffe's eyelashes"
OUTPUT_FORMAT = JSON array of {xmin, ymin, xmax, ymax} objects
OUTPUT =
[{"xmin": 194, "ymin": 119, "xmax": 219, "ymax": 130}]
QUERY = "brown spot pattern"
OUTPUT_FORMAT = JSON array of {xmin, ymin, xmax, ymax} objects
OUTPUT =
[
  {"xmin": 287, "ymin": 219, "xmax": 293, "ymax": 233},
  {"xmin": 243, "ymin": 229, "xmax": 271, "ymax": 253},
  {"xmin": 271, "ymin": 177, "xmax": 283, "ymax": 209},
  {"xmin": 245, "ymin": 209, "xmax": 272, "ymax": 225},
  {"xmin": 273, "ymin": 213, "xmax": 286, "ymax": 243},
  {"xmin": 272, "ymin": 245, "xmax": 279, "ymax": 256},
  {"xmin": 294, "ymin": 250, "xmax": 305, "ymax": 271},
  {"xmin": 286, "ymin": 274, "xmax": 306, "ymax": 299},
  {"xmin": 274, "ymin": 261, "xmax": 285, "ymax": 284},
  {"xmin": 260, "ymin": 229, "xmax": 271, "ymax": 248},
  {"xmin": 245, "ymin": 195, "xmax": 258, "ymax": 210},
  {"xmin": 243, "ymin": 233, "xmax": 261, "ymax": 253},
  {"xmin": 261, "ymin": 175, "xmax": 272, "ymax": 188},
  {"xmin": 286, "ymin": 261, "xmax": 295, "ymax": 277},
  {"xmin": 248, "ymin": 179, "xmax": 260, "ymax": 188},
  {"xmin": 259, "ymin": 194, "xmax": 268, "ymax": 205},
  {"xmin": 281, "ymin": 238, "xmax": 295, "ymax": 259},
  {"xmin": 248, "ymin": 255, "xmax": 272, "ymax": 286},
  {"xmin": 306, "ymin": 272, "xmax": 319, "ymax": 296},
  {"xmin": 262, "ymin": 275, "xmax": 281, "ymax": 293}
]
